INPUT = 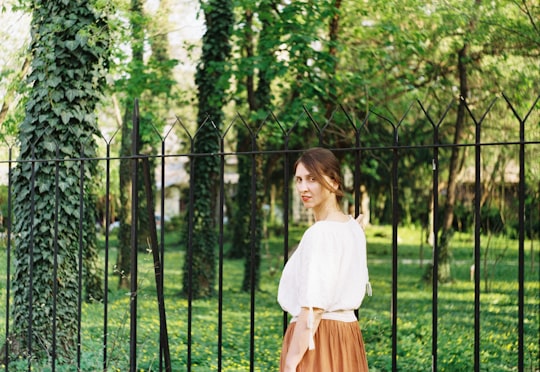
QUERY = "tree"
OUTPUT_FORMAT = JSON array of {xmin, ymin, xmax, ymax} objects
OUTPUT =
[
  {"xmin": 182, "ymin": 0, "xmax": 234, "ymax": 299},
  {"xmin": 115, "ymin": 0, "xmax": 146, "ymax": 289},
  {"xmin": 229, "ymin": 0, "xmax": 278, "ymax": 291},
  {"xmin": 427, "ymin": 0, "xmax": 539, "ymax": 282},
  {"xmin": 221, "ymin": 0, "xmax": 539, "ymax": 288},
  {"xmin": 114, "ymin": 0, "xmax": 177, "ymax": 288},
  {"xmin": 9, "ymin": 0, "xmax": 110, "ymax": 362}
]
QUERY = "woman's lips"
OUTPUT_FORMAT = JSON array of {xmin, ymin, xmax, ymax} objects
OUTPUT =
[{"xmin": 301, "ymin": 195, "xmax": 311, "ymax": 202}]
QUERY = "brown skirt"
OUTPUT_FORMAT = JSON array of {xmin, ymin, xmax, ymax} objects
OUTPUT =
[{"xmin": 280, "ymin": 319, "xmax": 369, "ymax": 371}]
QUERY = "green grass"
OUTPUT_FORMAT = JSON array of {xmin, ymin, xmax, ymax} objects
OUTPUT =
[{"xmin": 0, "ymin": 225, "xmax": 538, "ymax": 371}]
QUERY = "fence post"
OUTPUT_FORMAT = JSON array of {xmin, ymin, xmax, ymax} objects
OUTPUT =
[
  {"xmin": 431, "ymin": 121, "xmax": 440, "ymax": 372},
  {"xmin": 391, "ymin": 123, "xmax": 399, "ymax": 372},
  {"xmin": 102, "ymin": 135, "xmax": 115, "ymax": 371},
  {"xmin": 129, "ymin": 99, "xmax": 140, "ymax": 372},
  {"xmin": 76, "ymin": 143, "xmax": 86, "ymax": 371},
  {"xmin": 502, "ymin": 93, "xmax": 540, "ymax": 372},
  {"xmin": 3, "ymin": 146, "xmax": 13, "ymax": 372}
]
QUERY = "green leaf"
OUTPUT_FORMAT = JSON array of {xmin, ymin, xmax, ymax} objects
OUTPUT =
[
  {"xmin": 60, "ymin": 143, "xmax": 75, "ymax": 155},
  {"xmin": 38, "ymin": 113, "xmax": 50, "ymax": 123},
  {"xmin": 66, "ymin": 89, "xmax": 78, "ymax": 102},
  {"xmin": 42, "ymin": 140, "xmax": 57, "ymax": 152},
  {"xmin": 50, "ymin": 90, "xmax": 64, "ymax": 102},
  {"xmin": 58, "ymin": 181, "xmax": 71, "ymax": 192},
  {"xmin": 61, "ymin": 111, "xmax": 72, "ymax": 125},
  {"xmin": 37, "ymin": 181, "xmax": 50, "ymax": 194},
  {"xmin": 65, "ymin": 40, "xmax": 79, "ymax": 51},
  {"xmin": 48, "ymin": 76, "xmax": 62, "ymax": 88},
  {"xmin": 61, "ymin": 204, "xmax": 77, "ymax": 217}
]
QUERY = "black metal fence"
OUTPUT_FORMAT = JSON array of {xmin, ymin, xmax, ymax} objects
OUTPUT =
[{"xmin": 0, "ymin": 95, "xmax": 539, "ymax": 371}]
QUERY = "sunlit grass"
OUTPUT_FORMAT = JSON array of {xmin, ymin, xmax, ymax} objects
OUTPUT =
[{"xmin": 0, "ymin": 225, "xmax": 538, "ymax": 371}]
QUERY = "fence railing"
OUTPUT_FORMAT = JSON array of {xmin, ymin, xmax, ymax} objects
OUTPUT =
[{"xmin": 0, "ymin": 95, "xmax": 539, "ymax": 371}]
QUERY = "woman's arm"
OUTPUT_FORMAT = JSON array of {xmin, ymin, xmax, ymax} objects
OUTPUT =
[{"xmin": 283, "ymin": 307, "xmax": 323, "ymax": 372}]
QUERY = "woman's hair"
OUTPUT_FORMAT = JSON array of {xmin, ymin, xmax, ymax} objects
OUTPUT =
[{"xmin": 294, "ymin": 147, "xmax": 344, "ymax": 202}]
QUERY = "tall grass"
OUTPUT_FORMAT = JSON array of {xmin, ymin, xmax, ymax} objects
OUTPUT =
[{"xmin": 0, "ymin": 224, "xmax": 538, "ymax": 371}]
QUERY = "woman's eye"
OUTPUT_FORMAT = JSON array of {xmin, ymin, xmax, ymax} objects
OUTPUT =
[{"xmin": 295, "ymin": 176, "xmax": 316, "ymax": 183}]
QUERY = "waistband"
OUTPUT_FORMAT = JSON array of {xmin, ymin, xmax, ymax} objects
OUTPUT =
[{"xmin": 291, "ymin": 309, "xmax": 357, "ymax": 323}]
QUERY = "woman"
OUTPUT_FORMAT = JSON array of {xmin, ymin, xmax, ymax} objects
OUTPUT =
[{"xmin": 278, "ymin": 147, "xmax": 371, "ymax": 372}]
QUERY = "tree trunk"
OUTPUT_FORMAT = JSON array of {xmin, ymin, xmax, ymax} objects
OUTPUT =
[
  {"xmin": 360, "ymin": 184, "xmax": 371, "ymax": 226},
  {"xmin": 10, "ymin": 0, "xmax": 109, "ymax": 362},
  {"xmin": 230, "ymin": 3, "xmax": 273, "ymax": 292},
  {"xmin": 323, "ymin": 0, "xmax": 341, "ymax": 116},
  {"xmin": 230, "ymin": 9, "xmax": 255, "ymax": 260},
  {"xmin": 230, "ymin": 132, "xmax": 252, "ymax": 259},
  {"xmin": 437, "ymin": 44, "xmax": 469, "ymax": 283},
  {"xmin": 116, "ymin": 0, "xmax": 146, "ymax": 288},
  {"xmin": 84, "ymin": 191, "xmax": 104, "ymax": 302},
  {"xmin": 438, "ymin": 0, "xmax": 482, "ymax": 283}
]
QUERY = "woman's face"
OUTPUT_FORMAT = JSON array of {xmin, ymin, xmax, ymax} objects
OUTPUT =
[{"xmin": 294, "ymin": 162, "xmax": 336, "ymax": 211}]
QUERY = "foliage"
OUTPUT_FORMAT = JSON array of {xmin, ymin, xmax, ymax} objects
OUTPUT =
[
  {"xmin": 0, "ymin": 1, "xmax": 30, "ymax": 140},
  {"xmin": 227, "ymin": 0, "xmax": 540, "ymax": 229},
  {"xmin": 9, "ymin": 0, "xmax": 110, "ymax": 361}
]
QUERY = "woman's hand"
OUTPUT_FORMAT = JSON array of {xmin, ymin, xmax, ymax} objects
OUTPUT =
[
  {"xmin": 283, "ymin": 364, "xmax": 297, "ymax": 372},
  {"xmin": 283, "ymin": 307, "xmax": 323, "ymax": 371}
]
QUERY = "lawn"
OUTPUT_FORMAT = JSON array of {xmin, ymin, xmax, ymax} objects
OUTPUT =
[{"xmin": 0, "ymin": 224, "xmax": 538, "ymax": 371}]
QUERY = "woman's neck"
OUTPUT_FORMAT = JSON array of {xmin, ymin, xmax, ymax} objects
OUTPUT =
[{"xmin": 313, "ymin": 204, "xmax": 345, "ymax": 222}]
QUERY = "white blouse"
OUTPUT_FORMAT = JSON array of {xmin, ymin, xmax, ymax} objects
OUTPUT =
[{"xmin": 277, "ymin": 217, "xmax": 370, "ymax": 320}]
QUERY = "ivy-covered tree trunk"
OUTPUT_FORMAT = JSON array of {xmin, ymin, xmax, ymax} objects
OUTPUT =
[
  {"xmin": 231, "ymin": 1, "xmax": 275, "ymax": 291},
  {"xmin": 230, "ymin": 144, "xmax": 252, "ymax": 259},
  {"xmin": 84, "ymin": 191, "xmax": 104, "ymax": 302},
  {"xmin": 10, "ymin": 0, "xmax": 109, "ymax": 362},
  {"xmin": 182, "ymin": 0, "xmax": 234, "ymax": 299},
  {"xmin": 241, "ymin": 153, "xmax": 265, "ymax": 292},
  {"xmin": 229, "ymin": 6, "xmax": 258, "ymax": 260}
]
